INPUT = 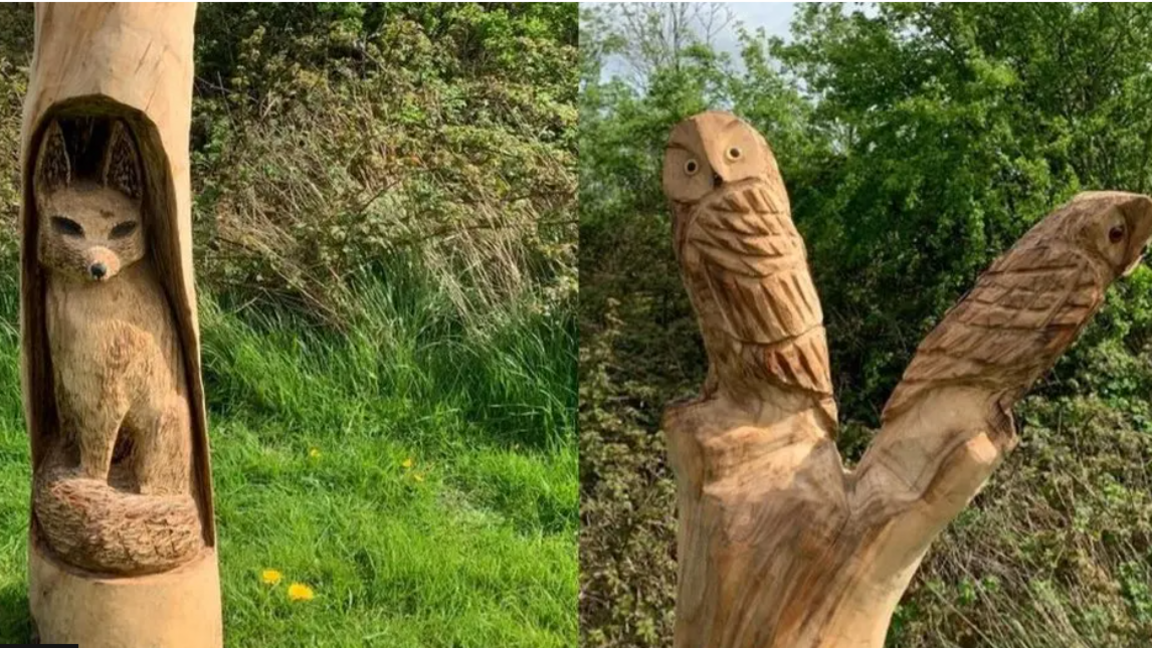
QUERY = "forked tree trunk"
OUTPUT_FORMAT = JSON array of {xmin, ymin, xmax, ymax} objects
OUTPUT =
[
  {"xmin": 661, "ymin": 112, "xmax": 1152, "ymax": 648},
  {"xmin": 665, "ymin": 387, "xmax": 1007, "ymax": 647},
  {"xmin": 20, "ymin": 4, "xmax": 222, "ymax": 646}
]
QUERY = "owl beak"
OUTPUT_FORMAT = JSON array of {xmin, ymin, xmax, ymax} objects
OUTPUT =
[
  {"xmin": 700, "ymin": 141, "xmax": 728, "ymax": 188},
  {"xmin": 1122, "ymin": 196, "xmax": 1152, "ymax": 276}
]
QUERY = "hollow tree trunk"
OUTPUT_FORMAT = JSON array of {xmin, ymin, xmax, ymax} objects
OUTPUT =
[
  {"xmin": 20, "ymin": 4, "xmax": 222, "ymax": 646},
  {"xmin": 660, "ymin": 111, "xmax": 1152, "ymax": 648}
]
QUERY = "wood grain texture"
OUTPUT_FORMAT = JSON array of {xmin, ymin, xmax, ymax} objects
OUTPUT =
[
  {"xmin": 29, "ymin": 545, "xmax": 224, "ymax": 648},
  {"xmin": 19, "ymin": 3, "xmax": 212, "ymax": 575},
  {"xmin": 662, "ymin": 112, "xmax": 1152, "ymax": 647},
  {"xmin": 34, "ymin": 463, "xmax": 202, "ymax": 575},
  {"xmin": 20, "ymin": 4, "xmax": 222, "ymax": 645},
  {"xmin": 882, "ymin": 192, "xmax": 1151, "ymax": 426},
  {"xmin": 30, "ymin": 114, "xmax": 201, "ymax": 575},
  {"xmin": 666, "ymin": 111, "xmax": 836, "ymax": 430}
]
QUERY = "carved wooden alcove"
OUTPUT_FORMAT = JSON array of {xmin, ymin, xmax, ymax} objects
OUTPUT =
[
  {"xmin": 19, "ymin": 4, "xmax": 222, "ymax": 646},
  {"xmin": 661, "ymin": 111, "xmax": 1152, "ymax": 648}
]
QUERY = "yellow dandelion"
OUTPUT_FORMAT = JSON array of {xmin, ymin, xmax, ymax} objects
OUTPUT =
[
  {"xmin": 288, "ymin": 582, "xmax": 315, "ymax": 601},
  {"xmin": 309, "ymin": 447, "xmax": 321, "ymax": 459},
  {"xmin": 401, "ymin": 457, "xmax": 414, "ymax": 469},
  {"xmin": 413, "ymin": 473, "xmax": 425, "ymax": 483},
  {"xmin": 261, "ymin": 569, "xmax": 282, "ymax": 585}
]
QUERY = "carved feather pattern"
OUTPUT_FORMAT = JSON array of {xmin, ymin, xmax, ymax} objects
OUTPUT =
[
  {"xmin": 687, "ymin": 184, "xmax": 833, "ymax": 396},
  {"xmin": 883, "ymin": 241, "xmax": 1104, "ymax": 421}
]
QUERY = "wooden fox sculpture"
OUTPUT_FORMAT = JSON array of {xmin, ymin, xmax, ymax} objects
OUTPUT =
[{"xmin": 32, "ymin": 119, "xmax": 201, "ymax": 575}]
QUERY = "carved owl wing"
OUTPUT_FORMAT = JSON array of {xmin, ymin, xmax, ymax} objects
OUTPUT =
[
  {"xmin": 685, "ymin": 184, "xmax": 833, "ymax": 395},
  {"xmin": 882, "ymin": 242, "xmax": 1104, "ymax": 422}
]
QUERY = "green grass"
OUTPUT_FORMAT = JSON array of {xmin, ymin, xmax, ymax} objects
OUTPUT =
[{"xmin": 0, "ymin": 267, "xmax": 577, "ymax": 646}]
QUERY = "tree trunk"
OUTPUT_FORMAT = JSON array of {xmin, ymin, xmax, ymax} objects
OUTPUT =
[
  {"xmin": 20, "ymin": 4, "xmax": 222, "ymax": 646},
  {"xmin": 665, "ymin": 388, "xmax": 1006, "ymax": 648}
]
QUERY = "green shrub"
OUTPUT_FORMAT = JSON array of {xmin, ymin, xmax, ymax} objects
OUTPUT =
[{"xmin": 191, "ymin": 4, "xmax": 577, "ymax": 328}]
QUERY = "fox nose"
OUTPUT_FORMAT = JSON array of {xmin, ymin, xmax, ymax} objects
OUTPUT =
[
  {"xmin": 89, "ymin": 262, "xmax": 107, "ymax": 280},
  {"xmin": 712, "ymin": 173, "xmax": 724, "ymax": 188}
]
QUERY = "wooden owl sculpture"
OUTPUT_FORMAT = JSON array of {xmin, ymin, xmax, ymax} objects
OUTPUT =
[
  {"xmin": 659, "ymin": 113, "xmax": 1152, "ymax": 648},
  {"xmin": 884, "ymin": 191, "xmax": 1152, "ymax": 431},
  {"xmin": 663, "ymin": 111, "xmax": 836, "ymax": 430}
]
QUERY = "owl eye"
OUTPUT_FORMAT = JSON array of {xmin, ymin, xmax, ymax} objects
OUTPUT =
[
  {"xmin": 684, "ymin": 159, "xmax": 700, "ymax": 175},
  {"xmin": 1109, "ymin": 224, "xmax": 1126, "ymax": 244},
  {"xmin": 726, "ymin": 147, "xmax": 742, "ymax": 161}
]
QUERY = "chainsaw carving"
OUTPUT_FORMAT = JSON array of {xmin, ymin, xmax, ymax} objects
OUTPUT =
[
  {"xmin": 664, "ymin": 112, "xmax": 836, "ymax": 429},
  {"xmin": 20, "ymin": 4, "xmax": 222, "ymax": 647},
  {"xmin": 882, "ymin": 195, "xmax": 1148, "ymax": 425},
  {"xmin": 32, "ymin": 117, "xmax": 200, "ymax": 575},
  {"xmin": 661, "ymin": 111, "xmax": 1152, "ymax": 648}
]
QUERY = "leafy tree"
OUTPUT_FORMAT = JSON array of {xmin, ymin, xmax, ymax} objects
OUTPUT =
[{"xmin": 779, "ymin": 2, "xmax": 1152, "ymax": 419}]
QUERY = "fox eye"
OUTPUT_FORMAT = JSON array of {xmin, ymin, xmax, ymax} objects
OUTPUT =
[
  {"xmin": 51, "ymin": 216, "xmax": 83, "ymax": 237},
  {"xmin": 110, "ymin": 221, "xmax": 138, "ymax": 239}
]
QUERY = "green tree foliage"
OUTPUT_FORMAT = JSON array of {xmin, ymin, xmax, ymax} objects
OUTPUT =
[
  {"xmin": 580, "ymin": 3, "xmax": 1152, "ymax": 646},
  {"xmin": 781, "ymin": 3, "xmax": 1152, "ymax": 418}
]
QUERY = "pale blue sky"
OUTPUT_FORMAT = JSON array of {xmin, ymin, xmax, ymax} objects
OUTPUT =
[
  {"xmin": 714, "ymin": 2, "xmax": 796, "ymax": 54},
  {"xmin": 587, "ymin": 2, "xmax": 797, "ymax": 82}
]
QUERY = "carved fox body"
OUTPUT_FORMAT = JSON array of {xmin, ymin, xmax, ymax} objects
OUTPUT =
[
  {"xmin": 31, "ymin": 119, "xmax": 201, "ymax": 575},
  {"xmin": 36, "ymin": 119, "xmax": 192, "ymax": 496}
]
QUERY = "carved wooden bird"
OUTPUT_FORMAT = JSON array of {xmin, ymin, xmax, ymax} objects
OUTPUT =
[
  {"xmin": 663, "ymin": 111, "xmax": 836, "ymax": 429},
  {"xmin": 883, "ymin": 192, "xmax": 1152, "ymax": 429}
]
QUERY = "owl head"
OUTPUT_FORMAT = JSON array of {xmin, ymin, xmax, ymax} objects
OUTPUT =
[
  {"xmin": 662, "ymin": 111, "xmax": 785, "ymax": 206},
  {"xmin": 1053, "ymin": 192, "xmax": 1152, "ymax": 278}
]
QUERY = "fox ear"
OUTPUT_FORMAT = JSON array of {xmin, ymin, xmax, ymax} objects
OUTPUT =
[
  {"xmin": 35, "ymin": 120, "xmax": 71, "ymax": 194},
  {"xmin": 100, "ymin": 120, "xmax": 142, "ymax": 200}
]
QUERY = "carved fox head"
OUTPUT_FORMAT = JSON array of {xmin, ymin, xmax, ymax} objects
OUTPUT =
[{"xmin": 35, "ymin": 119, "xmax": 146, "ymax": 282}]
